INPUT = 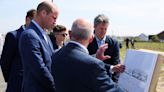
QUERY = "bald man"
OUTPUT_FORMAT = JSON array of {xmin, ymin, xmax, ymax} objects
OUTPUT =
[
  {"xmin": 19, "ymin": 1, "xmax": 58, "ymax": 92},
  {"xmin": 51, "ymin": 19, "xmax": 124, "ymax": 92}
]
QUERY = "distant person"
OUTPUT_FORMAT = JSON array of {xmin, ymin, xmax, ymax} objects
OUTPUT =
[
  {"xmin": 19, "ymin": 1, "xmax": 58, "ymax": 92},
  {"xmin": 125, "ymin": 38, "xmax": 129, "ymax": 49},
  {"xmin": 49, "ymin": 25, "xmax": 68, "ymax": 50},
  {"xmin": 87, "ymin": 14, "xmax": 122, "ymax": 82},
  {"xmin": 0, "ymin": 9, "xmax": 36, "ymax": 92},
  {"xmin": 51, "ymin": 18, "xmax": 124, "ymax": 92},
  {"xmin": 130, "ymin": 38, "xmax": 135, "ymax": 49}
]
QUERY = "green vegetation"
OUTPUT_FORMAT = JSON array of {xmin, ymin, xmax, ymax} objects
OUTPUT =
[
  {"xmin": 120, "ymin": 42, "xmax": 164, "ymax": 63},
  {"xmin": 151, "ymin": 35, "xmax": 160, "ymax": 42},
  {"xmin": 135, "ymin": 42, "xmax": 164, "ymax": 51}
]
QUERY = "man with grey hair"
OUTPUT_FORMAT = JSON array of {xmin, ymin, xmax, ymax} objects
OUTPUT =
[
  {"xmin": 51, "ymin": 18, "xmax": 124, "ymax": 92},
  {"xmin": 88, "ymin": 14, "xmax": 125, "ymax": 82}
]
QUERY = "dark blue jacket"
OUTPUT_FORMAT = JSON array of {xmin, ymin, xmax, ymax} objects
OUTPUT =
[
  {"xmin": 87, "ymin": 36, "xmax": 120, "ymax": 82},
  {"xmin": 0, "ymin": 26, "xmax": 24, "ymax": 92},
  {"xmin": 51, "ymin": 42, "xmax": 123, "ymax": 92},
  {"xmin": 19, "ymin": 22, "xmax": 55, "ymax": 92},
  {"xmin": 88, "ymin": 36, "xmax": 120, "ymax": 65}
]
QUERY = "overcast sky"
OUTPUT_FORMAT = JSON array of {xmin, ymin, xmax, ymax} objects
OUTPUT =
[{"xmin": 0, "ymin": 0, "xmax": 163, "ymax": 36}]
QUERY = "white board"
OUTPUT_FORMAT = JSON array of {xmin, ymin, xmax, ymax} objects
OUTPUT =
[{"xmin": 118, "ymin": 49, "xmax": 158, "ymax": 92}]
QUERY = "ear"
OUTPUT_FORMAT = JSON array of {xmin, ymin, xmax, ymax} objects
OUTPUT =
[
  {"xmin": 41, "ymin": 10, "xmax": 47, "ymax": 17},
  {"xmin": 25, "ymin": 17, "xmax": 31, "ymax": 27},
  {"xmin": 89, "ymin": 35, "xmax": 94, "ymax": 43},
  {"xmin": 26, "ymin": 17, "xmax": 30, "ymax": 22}
]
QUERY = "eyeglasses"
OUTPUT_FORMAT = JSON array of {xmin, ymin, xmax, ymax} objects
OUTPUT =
[{"xmin": 58, "ymin": 33, "xmax": 68, "ymax": 37}]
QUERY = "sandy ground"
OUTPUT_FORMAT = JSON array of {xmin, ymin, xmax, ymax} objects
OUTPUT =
[
  {"xmin": 156, "ymin": 67, "xmax": 164, "ymax": 92},
  {"xmin": 0, "ymin": 69, "xmax": 6, "ymax": 92}
]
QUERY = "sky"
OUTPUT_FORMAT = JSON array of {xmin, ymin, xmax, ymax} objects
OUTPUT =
[{"xmin": 0, "ymin": 0, "xmax": 163, "ymax": 36}]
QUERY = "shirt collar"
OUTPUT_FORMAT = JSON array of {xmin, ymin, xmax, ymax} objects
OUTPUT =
[
  {"xmin": 31, "ymin": 20, "xmax": 46, "ymax": 35},
  {"xmin": 95, "ymin": 35, "xmax": 106, "ymax": 42},
  {"xmin": 68, "ymin": 41, "xmax": 89, "ymax": 54}
]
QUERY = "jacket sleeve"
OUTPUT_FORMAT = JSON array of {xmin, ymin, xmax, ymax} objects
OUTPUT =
[
  {"xmin": 91, "ymin": 60, "xmax": 123, "ymax": 92},
  {"xmin": 0, "ymin": 32, "xmax": 16, "ymax": 82}
]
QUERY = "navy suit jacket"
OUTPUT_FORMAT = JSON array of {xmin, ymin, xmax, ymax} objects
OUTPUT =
[
  {"xmin": 51, "ymin": 42, "xmax": 123, "ymax": 92},
  {"xmin": 0, "ymin": 26, "xmax": 24, "ymax": 92},
  {"xmin": 88, "ymin": 36, "xmax": 120, "ymax": 65},
  {"xmin": 19, "ymin": 22, "xmax": 55, "ymax": 92}
]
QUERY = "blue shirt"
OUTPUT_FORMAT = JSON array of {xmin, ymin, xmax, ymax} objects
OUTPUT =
[{"xmin": 95, "ymin": 35, "xmax": 106, "ymax": 48}]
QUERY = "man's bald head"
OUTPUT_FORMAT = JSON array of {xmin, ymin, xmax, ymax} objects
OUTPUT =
[{"xmin": 71, "ymin": 18, "xmax": 93, "ymax": 41}]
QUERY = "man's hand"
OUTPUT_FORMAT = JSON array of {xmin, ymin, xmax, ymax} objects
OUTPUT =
[
  {"xmin": 96, "ymin": 44, "xmax": 111, "ymax": 61},
  {"xmin": 112, "ymin": 64, "xmax": 125, "ymax": 73}
]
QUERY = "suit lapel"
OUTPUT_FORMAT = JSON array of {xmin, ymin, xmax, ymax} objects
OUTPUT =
[
  {"xmin": 105, "ymin": 36, "xmax": 112, "ymax": 46},
  {"xmin": 45, "ymin": 35, "xmax": 54, "ymax": 52},
  {"xmin": 29, "ymin": 22, "xmax": 52, "ymax": 53},
  {"xmin": 93, "ymin": 37, "xmax": 99, "ymax": 50}
]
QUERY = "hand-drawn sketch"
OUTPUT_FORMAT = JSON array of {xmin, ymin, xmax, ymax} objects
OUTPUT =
[{"xmin": 118, "ymin": 50, "xmax": 158, "ymax": 92}]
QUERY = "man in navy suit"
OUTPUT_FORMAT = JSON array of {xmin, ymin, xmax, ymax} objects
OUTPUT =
[
  {"xmin": 19, "ymin": 1, "xmax": 58, "ymax": 92},
  {"xmin": 0, "ymin": 9, "xmax": 36, "ymax": 92},
  {"xmin": 51, "ymin": 18, "xmax": 124, "ymax": 92},
  {"xmin": 87, "ymin": 14, "xmax": 124, "ymax": 82}
]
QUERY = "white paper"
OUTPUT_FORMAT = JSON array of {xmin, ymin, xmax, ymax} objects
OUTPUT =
[{"xmin": 118, "ymin": 49, "xmax": 158, "ymax": 92}]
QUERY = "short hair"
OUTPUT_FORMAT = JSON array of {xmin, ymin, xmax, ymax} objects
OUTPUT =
[
  {"xmin": 26, "ymin": 9, "xmax": 36, "ymax": 19},
  {"xmin": 37, "ymin": 1, "xmax": 53, "ymax": 14},
  {"xmin": 94, "ymin": 14, "xmax": 109, "ymax": 27},
  {"xmin": 71, "ymin": 19, "xmax": 93, "ymax": 40},
  {"xmin": 53, "ymin": 25, "xmax": 66, "ymax": 33}
]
